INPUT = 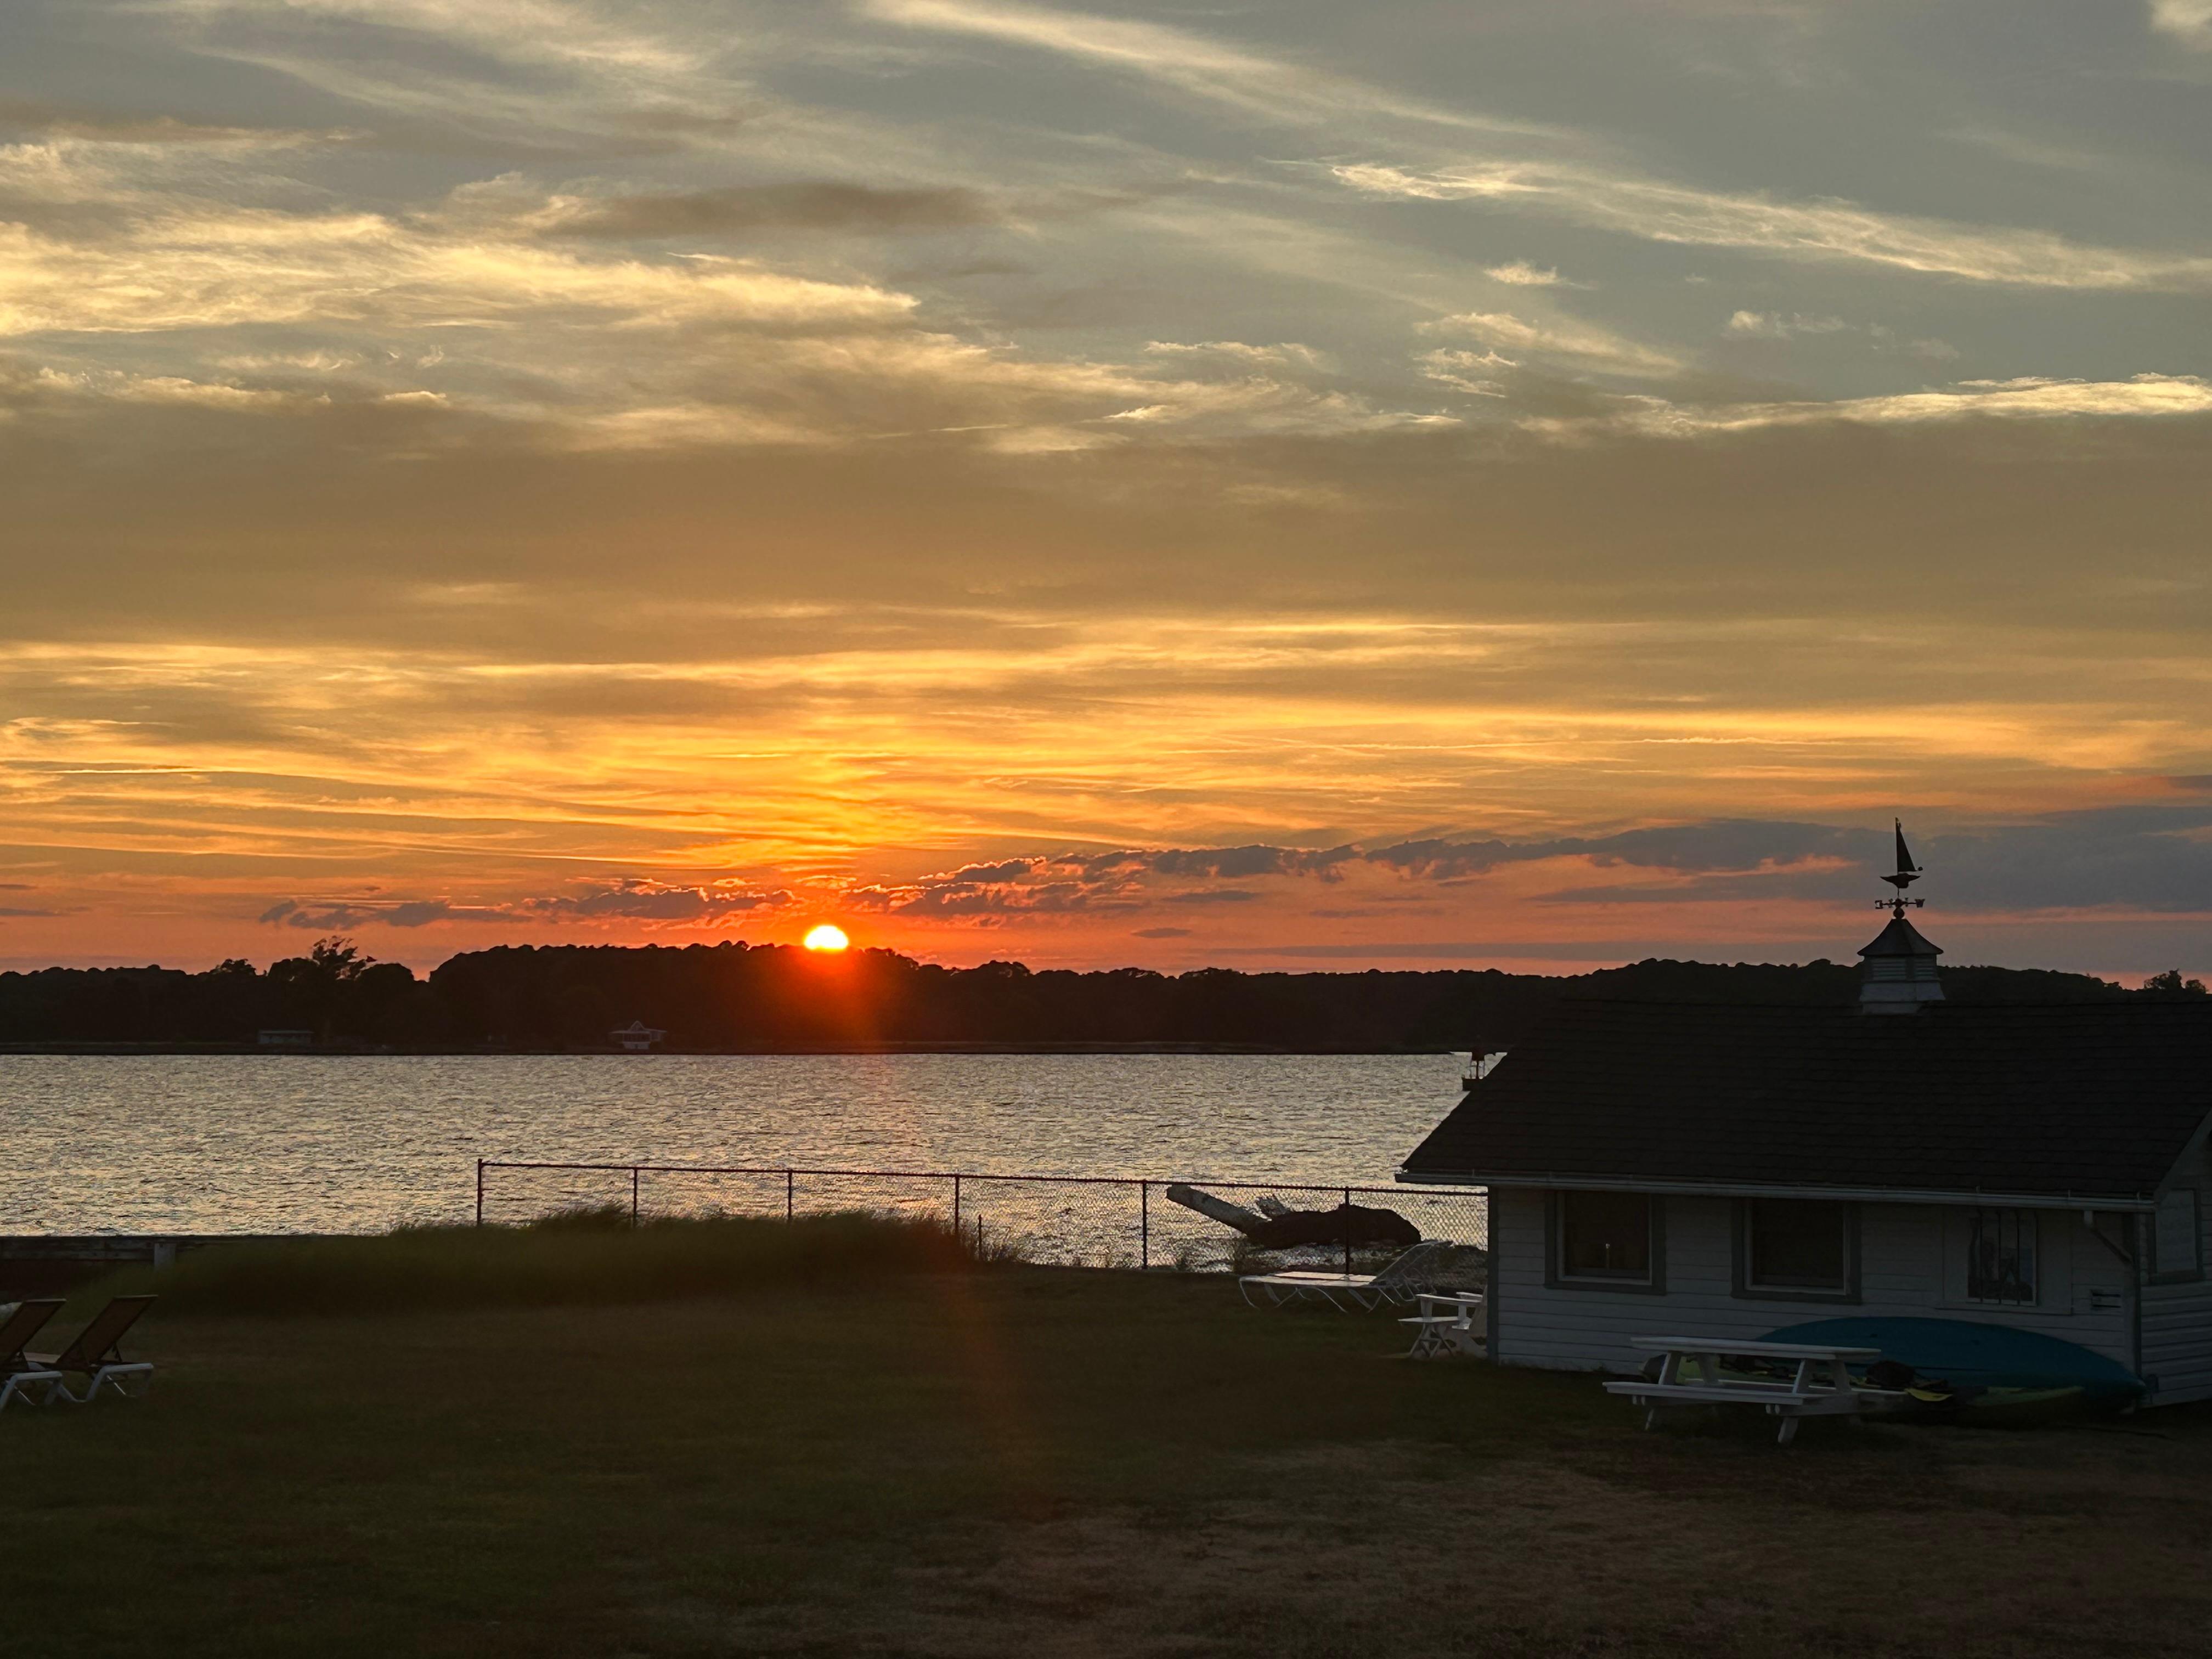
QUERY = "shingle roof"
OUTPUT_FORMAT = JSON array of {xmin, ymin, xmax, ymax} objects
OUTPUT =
[{"xmin": 1400, "ymin": 1000, "xmax": 2212, "ymax": 1203}]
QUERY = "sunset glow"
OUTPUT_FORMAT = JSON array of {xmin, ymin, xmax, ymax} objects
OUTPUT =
[
  {"xmin": 803, "ymin": 926, "xmax": 851, "ymax": 954},
  {"xmin": 0, "ymin": 4, "xmax": 2208, "ymax": 981}
]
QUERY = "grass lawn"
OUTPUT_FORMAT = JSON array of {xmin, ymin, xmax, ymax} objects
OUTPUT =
[{"xmin": 9, "ymin": 1259, "xmax": 2212, "ymax": 1657}]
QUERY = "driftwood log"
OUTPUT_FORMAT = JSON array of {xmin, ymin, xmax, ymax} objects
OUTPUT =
[
  {"xmin": 1163, "ymin": 1184, "xmax": 1422, "ymax": 1249},
  {"xmin": 1247, "ymin": 1203, "xmax": 1420, "ymax": 1250},
  {"xmin": 1163, "ymin": 1184, "xmax": 1265, "ymax": 1232}
]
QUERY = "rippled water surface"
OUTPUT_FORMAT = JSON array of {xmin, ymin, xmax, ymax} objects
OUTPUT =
[{"xmin": 1, "ymin": 1053, "xmax": 1471, "ymax": 1234}]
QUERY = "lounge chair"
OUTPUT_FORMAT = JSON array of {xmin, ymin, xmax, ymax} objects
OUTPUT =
[
  {"xmin": 1239, "ymin": 1239, "xmax": 1456, "ymax": 1311},
  {"xmin": 0, "ymin": 1297, "xmax": 68, "ymax": 1412},
  {"xmin": 32, "ymin": 1295, "xmax": 157, "ymax": 1403}
]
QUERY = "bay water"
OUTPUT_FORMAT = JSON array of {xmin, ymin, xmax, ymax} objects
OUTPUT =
[{"xmin": 1, "ymin": 1053, "xmax": 1472, "ymax": 1237}]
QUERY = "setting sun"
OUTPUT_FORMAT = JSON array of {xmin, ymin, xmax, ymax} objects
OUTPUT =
[{"xmin": 802, "ymin": 924, "xmax": 850, "ymax": 952}]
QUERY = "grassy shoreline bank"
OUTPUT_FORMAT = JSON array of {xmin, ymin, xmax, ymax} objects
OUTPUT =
[{"xmin": 0, "ymin": 1042, "xmax": 1461, "ymax": 1057}]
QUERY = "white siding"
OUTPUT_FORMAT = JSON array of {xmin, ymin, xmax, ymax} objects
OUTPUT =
[
  {"xmin": 1490, "ymin": 1187, "xmax": 2135, "ymax": 1376},
  {"xmin": 2141, "ymin": 1172, "xmax": 2212, "ymax": 1405}
]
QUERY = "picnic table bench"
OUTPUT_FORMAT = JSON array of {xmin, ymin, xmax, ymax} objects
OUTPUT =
[
  {"xmin": 1397, "ymin": 1292, "xmax": 1484, "ymax": 1359},
  {"xmin": 1603, "ymin": 1336, "xmax": 1900, "ymax": 1445}
]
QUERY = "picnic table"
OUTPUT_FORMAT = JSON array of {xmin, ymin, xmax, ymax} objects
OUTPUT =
[
  {"xmin": 1603, "ymin": 1336, "xmax": 1899, "ymax": 1444},
  {"xmin": 1397, "ymin": 1292, "xmax": 1484, "ymax": 1359}
]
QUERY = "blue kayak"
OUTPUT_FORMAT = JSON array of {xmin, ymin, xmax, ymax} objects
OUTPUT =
[{"xmin": 1760, "ymin": 1316, "xmax": 2143, "ymax": 1405}]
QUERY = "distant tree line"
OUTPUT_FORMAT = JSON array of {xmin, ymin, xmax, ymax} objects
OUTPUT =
[{"xmin": 0, "ymin": 936, "xmax": 2190, "ymax": 1052}]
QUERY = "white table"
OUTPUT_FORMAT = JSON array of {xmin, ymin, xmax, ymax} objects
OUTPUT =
[
  {"xmin": 1397, "ymin": 1292, "xmax": 1485, "ymax": 1359},
  {"xmin": 1603, "ymin": 1336, "xmax": 1894, "ymax": 1444}
]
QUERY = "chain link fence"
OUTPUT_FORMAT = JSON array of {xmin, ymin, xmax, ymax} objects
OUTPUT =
[{"xmin": 476, "ymin": 1160, "xmax": 1486, "ymax": 1283}]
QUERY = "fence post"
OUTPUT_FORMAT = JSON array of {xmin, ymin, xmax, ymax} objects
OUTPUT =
[
  {"xmin": 1343, "ymin": 1186, "xmax": 1353, "ymax": 1277},
  {"xmin": 952, "ymin": 1173, "xmax": 962, "ymax": 1237},
  {"xmin": 475, "ymin": 1159, "xmax": 484, "ymax": 1228},
  {"xmin": 1141, "ymin": 1181, "xmax": 1149, "ymax": 1271},
  {"xmin": 785, "ymin": 1169, "xmax": 793, "ymax": 1222},
  {"xmin": 630, "ymin": 1165, "xmax": 640, "ymax": 1228}
]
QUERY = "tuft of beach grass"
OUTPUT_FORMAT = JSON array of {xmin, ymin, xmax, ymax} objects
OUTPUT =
[{"xmin": 94, "ymin": 1209, "xmax": 1020, "ymax": 1316}]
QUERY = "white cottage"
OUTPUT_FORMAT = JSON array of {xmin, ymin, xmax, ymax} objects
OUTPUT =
[{"xmin": 1397, "ymin": 843, "xmax": 2212, "ymax": 1406}]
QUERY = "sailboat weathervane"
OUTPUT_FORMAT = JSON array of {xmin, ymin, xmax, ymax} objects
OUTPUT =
[
  {"xmin": 1858, "ymin": 819, "xmax": 1943, "ymax": 1012},
  {"xmin": 1878, "ymin": 819, "xmax": 1925, "ymax": 918}
]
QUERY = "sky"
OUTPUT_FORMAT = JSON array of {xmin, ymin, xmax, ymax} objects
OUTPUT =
[{"xmin": 2, "ymin": 0, "xmax": 2210, "ymax": 979}]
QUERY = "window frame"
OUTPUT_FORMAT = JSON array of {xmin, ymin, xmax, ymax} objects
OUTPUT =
[
  {"xmin": 2151, "ymin": 1188, "xmax": 2204, "ymax": 1285},
  {"xmin": 1731, "ymin": 1198, "xmax": 1861, "ymax": 1305},
  {"xmin": 1962, "ymin": 1205, "xmax": 2041, "ymax": 1308},
  {"xmin": 1546, "ymin": 1189, "xmax": 1666, "ymax": 1295}
]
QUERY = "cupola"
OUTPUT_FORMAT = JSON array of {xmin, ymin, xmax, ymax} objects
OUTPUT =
[{"xmin": 1858, "ymin": 820, "xmax": 1943, "ymax": 1013}]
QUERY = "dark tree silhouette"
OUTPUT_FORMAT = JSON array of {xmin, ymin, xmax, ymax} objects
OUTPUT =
[
  {"xmin": 0, "ymin": 943, "xmax": 2157, "ymax": 1051},
  {"xmin": 2140, "ymin": 969, "xmax": 2210, "ymax": 998}
]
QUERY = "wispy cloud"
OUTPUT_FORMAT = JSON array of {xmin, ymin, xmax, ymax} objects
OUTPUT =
[
  {"xmin": 20, "ymin": 364, "xmax": 319, "ymax": 410},
  {"xmin": 278, "ymin": 811, "xmax": 2212, "ymax": 939},
  {"xmin": 160, "ymin": 0, "xmax": 708, "ymax": 79},
  {"xmin": 1144, "ymin": 340, "xmax": 1330, "ymax": 371},
  {"xmin": 0, "ymin": 161, "xmax": 1445, "ymax": 449},
  {"xmin": 1723, "ymin": 311, "xmax": 1956, "ymax": 359},
  {"xmin": 865, "ymin": 0, "xmax": 1549, "ymax": 136},
  {"xmin": 0, "ymin": 98, "xmax": 356, "ymax": 148},
  {"xmin": 144, "ymin": 0, "xmax": 757, "ymax": 160},
  {"xmin": 1421, "ymin": 309, "xmax": 1683, "ymax": 377},
  {"xmin": 262, "ymin": 877, "xmax": 795, "ymax": 929},
  {"xmin": 1335, "ymin": 162, "xmax": 2212, "ymax": 291},
  {"xmin": 0, "ymin": 207, "xmax": 915, "ymax": 337},
  {"xmin": 1527, "ymin": 374, "xmax": 2212, "ymax": 438},
  {"xmin": 2148, "ymin": 1, "xmax": 2212, "ymax": 49},
  {"xmin": 1485, "ymin": 261, "xmax": 1571, "ymax": 287},
  {"xmin": 540, "ymin": 182, "xmax": 1001, "ymax": 239},
  {"xmin": 1414, "ymin": 348, "xmax": 1514, "ymax": 397},
  {"xmin": 938, "ymin": 809, "xmax": 2212, "ymax": 924},
  {"xmin": 1725, "ymin": 309, "xmax": 1847, "ymax": 338},
  {"xmin": 870, "ymin": 1, "xmax": 2212, "ymax": 294}
]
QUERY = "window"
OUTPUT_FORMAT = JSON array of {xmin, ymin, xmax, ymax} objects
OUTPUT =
[
  {"xmin": 1739, "ymin": 1200, "xmax": 1856, "ymax": 1300},
  {"xmin": 2153, "ymin": 1189, "xmax": 2203, "ymax": 1284},
  {"xmin": 1965, "ymin": 1207, "xmax": 2038, "ymax": 1305},
  {"xmin": 1555, "ymin": 1190, "xmax": 1657, "ymax": 1286}
]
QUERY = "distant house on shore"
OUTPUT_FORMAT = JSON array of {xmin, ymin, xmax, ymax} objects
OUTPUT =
[
  {"xmin": 256, "ymin": 1029, "xmax": 315, "ymax": 1048},
  {"xmin": 609, "ymin": 1020, "xmax": 667, "ymax": 1052},
  {"xmin": 1398, "ymin": 828, "xmax": 2212, "ymax": 1407}
]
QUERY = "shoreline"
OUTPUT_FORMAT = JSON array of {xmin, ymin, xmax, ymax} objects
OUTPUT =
[{"xmin": 0, "ymin": 1041, "xmax": 1464, "ymax": 1057}]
